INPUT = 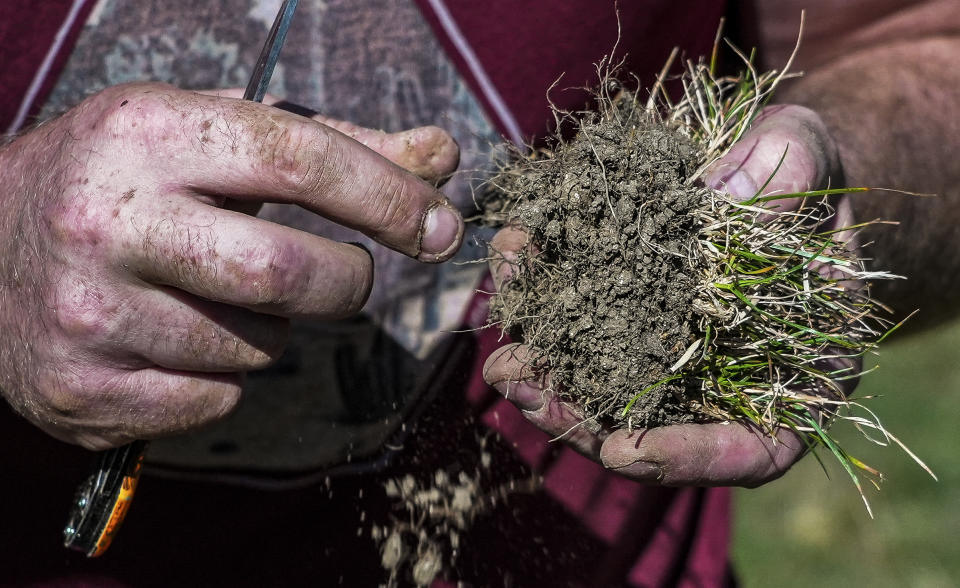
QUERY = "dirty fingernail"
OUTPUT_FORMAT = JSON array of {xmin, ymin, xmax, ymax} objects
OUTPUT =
[
  {"xmin": 610, "ymin": 460, "xmax": 663, "ymax": 481},
  {"xmin": 419, "ymin": 202, "xmax": 463, "ymax": 262},
  {"xmin": 492, "ymin": 380, "xmax": 544, "ymax": 411},
  {"xmin": 707, "ymin": 170, "xmax": 759, "ymax": 202}
]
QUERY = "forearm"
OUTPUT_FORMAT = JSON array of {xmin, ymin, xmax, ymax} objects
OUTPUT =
[{"xmin": 759, "ymin": 1, "xmax": 960, "ymax": 324}]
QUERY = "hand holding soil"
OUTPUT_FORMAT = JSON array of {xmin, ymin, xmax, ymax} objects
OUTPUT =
[{"xmin": 483, "ymin": 104, "xmax": 859, "ymax": 488}]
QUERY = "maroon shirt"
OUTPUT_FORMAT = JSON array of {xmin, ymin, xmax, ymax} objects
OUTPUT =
[
  {"xmin": 0, "ymin": 0, "xmax": 98, "ymax": 132},
  {"xmin": 1, "ymin": 1, "xmax": 735, "ymax": 586}
]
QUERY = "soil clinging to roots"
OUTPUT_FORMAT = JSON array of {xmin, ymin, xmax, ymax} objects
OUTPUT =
[
  {"xmin": 480, "ymin": 51, "xmax": 907, "ymax": 479},
  {"xmin": 487, "ymin": 107, "xmax": 711, "ymax": 428}
]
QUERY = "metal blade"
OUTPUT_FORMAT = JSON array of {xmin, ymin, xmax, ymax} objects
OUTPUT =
[{"xmin": 243, "ymin": 0, "xmax": 300, "ymax": 103}]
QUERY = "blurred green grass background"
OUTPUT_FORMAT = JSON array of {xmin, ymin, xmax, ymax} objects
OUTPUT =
[{"xmin": 733, "ymin": 319, "xmax": 960, "ymax": 587}]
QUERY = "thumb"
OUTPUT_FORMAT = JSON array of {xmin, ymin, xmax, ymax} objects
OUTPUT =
[
  {"xmin": 702, "ymin": 104, "xmax": 843, "ymax": 206},
  {"xmin": 599, "ymin": 421, "xmax": 805, "ymax": 487}
]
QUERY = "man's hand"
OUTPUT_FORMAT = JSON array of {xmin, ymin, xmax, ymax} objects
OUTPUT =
[
  {"xmin": 0, "ymin": 82, "xmax": 462, "ymax": 450},
  {"xmin": 483, "ymin": 104, "xmax": 848, "ymax": 487}
]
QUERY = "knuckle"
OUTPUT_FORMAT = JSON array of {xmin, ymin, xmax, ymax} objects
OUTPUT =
[
  {"xmin": 756, "ymin": 103, "xmax": 821, "ymax": 130},
  {"xmin": 258, "ymin": 121, "xmax": 332, "ymax": 195},
  {"xmin": 45, "ymin": 196, "xmax": 114, "ymax": 251},
  {"xmin": 756, "ymin": 104, "xmax": 835, "ymax": 169},
  {"xmin": 776, "ymin": 104, "xmax": 823, "ymax": 126},
  {"xmin": 366, "ymin": 173, "xmax": 417, "ymax": 238},
  {"xmin": 235, "ymin": 242, "xmax": 310, "ymax": 307},
  {"xmin": 90, "ymin": 82, "xmax": 179, "ymax": 144},
  {"xmin": 52, "ymin": 277, "xmax": 118, "ymax": 341}
]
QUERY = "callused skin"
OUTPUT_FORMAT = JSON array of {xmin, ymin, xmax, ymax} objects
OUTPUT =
[{"xmin": 0, "ymin": 82, "xmax": 462, "ymax": 450}]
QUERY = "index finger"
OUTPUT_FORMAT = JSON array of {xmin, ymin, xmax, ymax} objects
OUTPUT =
[{"xmin": 109, "ymin": 84, "xmax": 463, "ymax": 262}]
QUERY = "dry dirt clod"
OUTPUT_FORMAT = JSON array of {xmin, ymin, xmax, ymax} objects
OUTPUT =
[{"xmin": 485, "ymin": 96, "xmax": 713, "ymax": 428}]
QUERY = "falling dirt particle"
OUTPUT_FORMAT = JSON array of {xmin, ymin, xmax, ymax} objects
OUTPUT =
[
  {"xmin": 480, "ymin": 452, "xmax": 491, "ymax": 469},
  {"xmin": 412, "ymin": 545, "xmax": 443, "ymax": 586},
  {"xmin": 381, "ymin": 531, "xmax": 405, "ymax": 570},
  {"xmin": 372, "ymin": 450, "xmax": 541, "ymax": 587}
]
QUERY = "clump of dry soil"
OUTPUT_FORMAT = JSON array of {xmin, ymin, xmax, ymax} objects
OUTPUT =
[{"xmin": 485, "ymin": 96, "xmax": 714, "ymax": 428}]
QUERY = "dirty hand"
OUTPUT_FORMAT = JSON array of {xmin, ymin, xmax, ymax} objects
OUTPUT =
[
  {"xmin": 483, "ymin": 104, "xmax": 849, "ymax": 487},
  {"xmin": 0, "ymin": 82, "xmax": 462, "ymax": 450}
]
